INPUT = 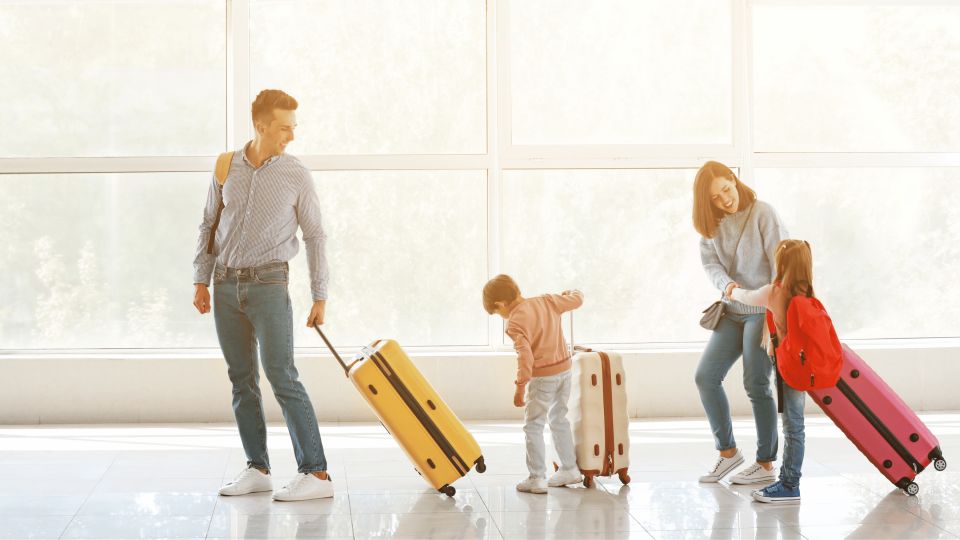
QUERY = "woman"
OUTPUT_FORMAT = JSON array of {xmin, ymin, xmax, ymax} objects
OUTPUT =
[{"xmin": 692, "ymin": 161, "xmax": 788, "ymax": 485}]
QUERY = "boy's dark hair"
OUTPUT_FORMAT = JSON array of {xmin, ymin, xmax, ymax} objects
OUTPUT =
[{"xmin": 482, "ymin": 274, "xmax": 521, "ymax": 314}]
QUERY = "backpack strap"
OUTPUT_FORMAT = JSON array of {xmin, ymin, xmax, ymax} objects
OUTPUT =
[
  {"xmin": 206, "ymin": 152, "xmax": 234, "ymax": 255},
  {"xmin": 214, "ymin": 151, "xmax": 233, "ymax": 186}
]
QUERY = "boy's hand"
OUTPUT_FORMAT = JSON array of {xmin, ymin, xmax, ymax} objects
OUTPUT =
[
  {"xmin": 561, "ymin": 289, "xmax": 581, "ymax": 296},
  {"xmin": 513, "ymin": 385, "xmax": 526, "ymax": 407}
]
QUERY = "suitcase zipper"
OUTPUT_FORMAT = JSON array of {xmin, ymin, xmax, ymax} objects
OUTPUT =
[
  {"xmin": 598, "ymin": 352, "xmax": 615, "ymax": 476},
  {"xmin": 835, "ymin": 378, "xmax": 924, "ymax": 474},
  {"xmin": 370, "ymin": 351, "xmax": 470, "ymax": 476}
]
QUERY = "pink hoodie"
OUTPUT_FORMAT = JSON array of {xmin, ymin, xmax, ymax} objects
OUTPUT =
[{"xmin": 506, "ymin": 291, "xmax": 584, "ymax": 386}]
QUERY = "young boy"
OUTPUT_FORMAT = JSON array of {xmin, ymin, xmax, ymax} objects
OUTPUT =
[{"xmin": 482, "ymin": 274, "xmax": 584, "ymax": 494}]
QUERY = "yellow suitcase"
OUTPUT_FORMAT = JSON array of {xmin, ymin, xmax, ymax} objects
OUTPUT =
[{"xmin": 315, "ymin": 327, "xmax": 485, "ymax": 496}]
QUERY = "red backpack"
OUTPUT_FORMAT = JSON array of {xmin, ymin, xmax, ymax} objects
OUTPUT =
[{"xmin": 766, "ymin": 296, "xmax": 842, "ymax": 391}]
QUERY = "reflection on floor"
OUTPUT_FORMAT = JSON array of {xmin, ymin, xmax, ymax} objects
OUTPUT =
[{"xmin": 0, "ymin": 413, "xmax": 958, "ymax": 539}]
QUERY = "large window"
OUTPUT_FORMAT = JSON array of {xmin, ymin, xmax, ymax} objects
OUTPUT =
[
  {"xmin": 250, "ymin": 0, "xmax": 486, "ymax": 155},
  {"xmin": 2, "ymin": 0, "xmax": 959, "ymax": 351},
  {"xmin": 753, "ymin": 167, "xmax": 960, "ymax": 340},
  {"xmin": 753, "ymin": 3, "xmax": 960, "ymax": 152},
  {"xmin": 510, "ymin": 0, "xmax": 732, "ymax": 146},
  {"xmin": 501, "ymin": 169, "xmax": 714, "ymax": 344},
  {"xmin": 0, "ymin": 1, "xmax": 226, "ymax": 158}
]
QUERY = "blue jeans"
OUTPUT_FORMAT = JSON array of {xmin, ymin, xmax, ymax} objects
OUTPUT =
[
  {"xmin": 213, "ymin": 261, "xmax": 327, "ymax": 474},
  {"xmin": 779, "ymin": 382, "xmax": 806, "ymax": 488},
  {"xmin": 694, "ymin": 312, "xmax": 778, "ymax": 463}
]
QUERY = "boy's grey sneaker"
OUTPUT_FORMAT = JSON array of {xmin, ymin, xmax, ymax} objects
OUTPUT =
[
  {"xmin": 730, "ymin": 462, "xmax": 778, "ymax": 485},
  {"xmin": 516, "ymin": 475, "xmax": 548, "ymax": 494},
  {"xmin": 752, "ymin": 481, "xmax": 800, "ymax": 504},
  {"xmin": 698, "ymin": 450, "xmax": 744, "ymax": 483}
]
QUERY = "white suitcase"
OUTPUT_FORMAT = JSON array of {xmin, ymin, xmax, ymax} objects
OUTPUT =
[{"xmin": 568, "ymin": 347, "xmax": 631, "ymax": 487}]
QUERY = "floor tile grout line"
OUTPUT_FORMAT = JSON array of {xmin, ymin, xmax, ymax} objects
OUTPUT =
[
  {"xmin": 57, "ymin": 451, "xmax": 119, "ymax": 540},
  {"xmin": 203, "ymin": 448, "xmax": 233, "ymax": 539},
  {"xmin": 343, "ymin": 457, "xmax": 357, "ymax": 540},
  {"xmin": 601, "ymin": 485, "xmax": 667, "ymax": 540},
  {"xmin": 469, "ymin": 473, "xmax": 505, "ymax": 540}
]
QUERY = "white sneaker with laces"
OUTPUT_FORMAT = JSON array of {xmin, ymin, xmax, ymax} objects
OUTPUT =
[
  {"xmin": 548, "ymin": 468, "xmax": 583, "ymax": 487},
  {"xmin": 273, "ymin": 473, "xmax": 334, "ymax": 501},
  {"xmin": 516, "ymin": 475, "xmax": 548, "ymax": 494},
  {"xmin": 698, "ymin": 450, "xmax": 744, "ymax": 483},
  {"xmin": 219, "ymin": 467, "xmax": 273, "ymax": 496},
  {"xmin": 730, "ymin": 462, "xmax": 777, "ymax": 485}
]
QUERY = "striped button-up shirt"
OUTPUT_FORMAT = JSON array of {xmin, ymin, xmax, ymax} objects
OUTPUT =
[{"xmin": 193, "ymin": 144, "xmax": 329, "ymax": 300}]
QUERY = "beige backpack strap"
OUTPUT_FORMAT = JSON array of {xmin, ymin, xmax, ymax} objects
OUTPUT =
[
  {"xmin": 206, "ymin": 151, "xmax": 234, "ymax": 255},
  {"xmin": 214, "ymin": 152, "xmax": 234, "ymax": 185}
]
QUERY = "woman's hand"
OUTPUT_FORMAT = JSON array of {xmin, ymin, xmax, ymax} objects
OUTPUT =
[{"xmin": 724, "ymin": 282, "xmax": 739, "ymax": 300}]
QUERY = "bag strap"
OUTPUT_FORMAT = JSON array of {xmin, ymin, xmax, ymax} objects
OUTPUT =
[
  {"xmin": 728, "ymin": 202, "xmax": 755, "ymax": 273},
  {"xmin": 719, "ymin": 203, "xmax": 755, "ymax": 301},
  {"xmin": 205, "ymin": 152, "xmax": 234, "ymax": 255},
  {"xmin": 214, "ymin": 151, "xmax": 233, "ymax": 185},
  {"xmin": 770, "ymin": 332, "xmax": 784, "ymax": 413}
]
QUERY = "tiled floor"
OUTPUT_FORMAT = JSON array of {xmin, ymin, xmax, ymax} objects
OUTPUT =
[{"xmin": 0, "ymin": 413, "xmax": 957, "ymax": 539}]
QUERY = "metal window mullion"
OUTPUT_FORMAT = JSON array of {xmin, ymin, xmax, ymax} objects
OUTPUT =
[
  {"xmin": 486, "ymin": 0, "xmax": 504, "ymax": 351},
  {"xmin": 229, "ymin": 0, "xmax": 251, "ymax": 150},
  {"xmin": 734, "ymin": 0, "xmax": 756, "ymax": 184}
]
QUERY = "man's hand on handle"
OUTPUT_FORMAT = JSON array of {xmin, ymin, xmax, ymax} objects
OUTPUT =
[
  {"xmin": 193, "ymin": 284, "xmax": 211, "ymax": 314},
  {"xmin": 307, "ymin": 300, "xmax": 326, "ymax": 327}
]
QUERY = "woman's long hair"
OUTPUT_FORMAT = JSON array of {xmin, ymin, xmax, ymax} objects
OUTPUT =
[{"xmin": 692, "ymin": 161, "xmax": 757, "ymax": 238}]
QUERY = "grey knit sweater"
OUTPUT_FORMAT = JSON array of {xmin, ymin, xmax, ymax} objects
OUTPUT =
[{"xmin": 698, "ymin": 200, "xmax": 788, "ymax": 315}]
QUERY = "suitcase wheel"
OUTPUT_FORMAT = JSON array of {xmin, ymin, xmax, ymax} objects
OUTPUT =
[
  {"xmin": 905, "ymin": 482, "xmax": 920, "ymax": 496},
  {"xmin": 475, "ymin": 456, "xmax": 487, "ymax": 474},
  {"xmin": 934, "ymin": 458, "xmax": 947, "ymax": 472},
  {"xmin": 583, "ymin": 475, "xmax": 594, "ymax": 488},
  {"xmin": 440, "ymin": 485, "xmax": 456, "ymax": 497},
  {"xmin": 618, "ymin": 470, "xmax": 631, "ymax": 485}
]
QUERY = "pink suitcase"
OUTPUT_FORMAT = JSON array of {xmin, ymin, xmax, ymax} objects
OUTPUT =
[{"xmin": 808, "ymin": 344, "xmax": 947, "ymax": 495}]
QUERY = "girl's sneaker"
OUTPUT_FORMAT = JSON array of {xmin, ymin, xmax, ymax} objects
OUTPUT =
[{"xmin": 752, "ymin": 481, "xmax": 800, "ymax": 504}]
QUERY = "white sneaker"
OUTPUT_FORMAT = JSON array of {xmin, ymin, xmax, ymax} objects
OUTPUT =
[
  {"xmin": 698, "ymin": 450, "xmax": 744, "ymax": 483},
  {"xmin": 516, "ymin": 476, "xmax": 548, "ymax": 494},
  {"xmin": 219, "ymin": 467, "xmax": 273, "ymax": 496},
  {"xmin": 730, "ymin": 462, "xmax": 777, "ymax": 485},
  {"xmin": 273, "ymin": 473, "xmax": 335, "ymax": 502},
  {"xmin": 548, "ymin": 468, "xmax": 583, "ymax": 487}
]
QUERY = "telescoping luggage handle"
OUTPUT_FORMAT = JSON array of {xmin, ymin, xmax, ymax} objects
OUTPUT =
[
  {"xmin": 568, "ymin": 311, "xmax": 592, "ymax": 355},
  {"xmin": 313, "ymin": 324, "xmax": 359, "ymax": 377}
]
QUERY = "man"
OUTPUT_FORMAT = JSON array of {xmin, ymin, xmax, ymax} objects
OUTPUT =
[{"xmin": 193, "ymin": 89, "xmax": 332, "ymax": 501}]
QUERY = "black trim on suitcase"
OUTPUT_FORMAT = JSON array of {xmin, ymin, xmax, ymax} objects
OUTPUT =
[
  {"xmin": 370, "ymin": 351, "xmax": 471, "ymax": 477},
  {"xmin": 835, "ymin": 378, "xmax": 925, "ymax": 474}
]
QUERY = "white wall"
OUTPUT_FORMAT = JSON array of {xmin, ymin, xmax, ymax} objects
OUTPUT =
[{"xmin": 2, "ymin": 343, "xmax": 958, "ymax": 424}]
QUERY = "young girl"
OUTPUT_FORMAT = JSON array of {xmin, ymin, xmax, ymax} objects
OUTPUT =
[
  {"xmin": 730, "ymin": 239, "xmax": 815, "ymax": 503},
  {"xmin": 482, "ymin": 274, "xmax": 584, "ymax": 494}
]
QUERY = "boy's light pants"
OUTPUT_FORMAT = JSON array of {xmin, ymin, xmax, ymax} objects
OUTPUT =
[{"xmin": 524, "ymin": 371, "xmax": 578, "ymax": 477}]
